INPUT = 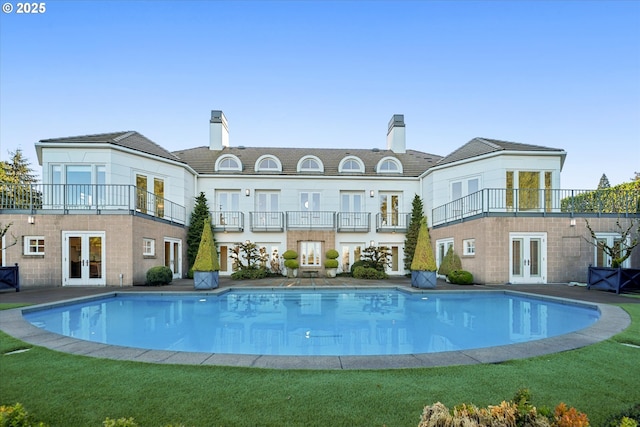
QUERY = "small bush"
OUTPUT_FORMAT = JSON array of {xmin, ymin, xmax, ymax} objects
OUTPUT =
[
  {"xmin": 350, "ymin": 260, "xmax": 371, "ymax": 274},
  {"xmin": 603, "ymin": 403, "xmax": 640, "ymax": 427},
  {"xmin": 282, "ymin": 250, "xmax": 298, "ymax": 260},
  {"xmin": 231, "ymin": 268, "xmax": 268, "ymax": 280},
  {"xmin": 325, "ymin": 249, "xmax": 339, "ymax": 259},
  {"xmin": 0, "ymin": 403, "xmax": 46, "ymax": 427},
  {"xmin": 284, "ymin": 259, "xmax": 299, "ymax": 270},
  {"xmin": 448, "ymin": 270, "xmax": 473, "ymax": 285},
  {"xmin": 324, "ymin": 259, "xmax": 339, "ymax": 268},
  {"xmin": 353, "ymin": 266, "xmax": 387, "ymax": 279},
  {"xmin": 145, "ymin": 266, "xmax": 173, "ymax": 286},
  {"xmin": 103, "ymin": 417, "xmax": 138, "ymax": 427}
]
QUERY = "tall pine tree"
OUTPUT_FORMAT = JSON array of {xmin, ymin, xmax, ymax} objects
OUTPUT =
[
  {"xmin": 187, "ymin": 192, "xmax": 211, "ymax": 270},
  {"xmin": 0, "ymin": 149, "xmax": 38, "ymax": 184},
  {"xmin": 597, "ymin": 173, "xmax": 611, "ymax": 189},
  {"xmin": 403, "ymin": 194, "xmax": 425, "ymax": 273}
]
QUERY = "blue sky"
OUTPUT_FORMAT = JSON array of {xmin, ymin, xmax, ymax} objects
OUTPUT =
[{"xmin": 1, "ymin": 0, "xmax": 638, "ymax": 189}]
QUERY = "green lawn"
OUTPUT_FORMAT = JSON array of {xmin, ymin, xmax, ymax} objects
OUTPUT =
[{"xmin": 1, "ymin": 304, "xmax": 639, "ymax": 427}]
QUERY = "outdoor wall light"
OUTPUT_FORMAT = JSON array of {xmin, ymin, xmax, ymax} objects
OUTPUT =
[
  {"xmin": 570, "ymin": 218, "xmax": 576, "ymax": 227},
  {"xmin": 370, "ymin": 240, "xmax": 375, "ymax": 247},
  {"xmin": 27, "ymin": 215, "xmax": 35, "ymax": 224},
  {"xmin": 245, "ymin": 189, "xmax": 251, "ymax": 196},
  {"xmin": 369, "ymin": 190, "xmax": 375, "ymax": 198}
]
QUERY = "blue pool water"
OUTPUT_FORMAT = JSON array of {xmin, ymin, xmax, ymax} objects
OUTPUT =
[{"xmin": 23, "ymin": 289, "xmax": 600, "ymax": 356}]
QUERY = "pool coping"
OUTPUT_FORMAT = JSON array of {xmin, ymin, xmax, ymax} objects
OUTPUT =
[{"xmin": 0, "ymin": 287, "xmax": 631, "ymax": 370}]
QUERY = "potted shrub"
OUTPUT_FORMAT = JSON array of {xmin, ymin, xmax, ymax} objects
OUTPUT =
[
  {"xmin": 283, "ymin": 249, "xmax": 299, "ymax": 278},
  {"xmin": 324, "ymin": 249, "xmax": 339, "ymax": 278},
  {"xmin": 410, "ymin": 216, "xmax": 437, "ymax": 288},
  {"xmin": 192, "ymin": 217, "xmax": 220, "ymax": 289}
]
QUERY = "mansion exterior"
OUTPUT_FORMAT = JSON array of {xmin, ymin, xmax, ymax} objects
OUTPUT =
[{"xmin": 1, "ymin": 110, "xmax": 638, "ymax": 289}]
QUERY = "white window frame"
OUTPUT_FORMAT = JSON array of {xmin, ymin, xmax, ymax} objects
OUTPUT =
[
  {"xmin": 143, "ymin": 238, "xmax": 156, "ymax": 256},
  {"xmin": 297, "ymin": 155, "xmax": 324, "ymax": 173},
  {"xmin": 24, "ymin": 236, "xmax": 45, "ymax": 256},
  {"xmin": 594, "ymin": 233, "xmax": 631, "ymax": 268},
  {"xmin": 300, "ymin": 241, "xmax": 321, "ymax": 267},
  {"xmin": 463, "ymin": 239, "xmax": 475, "ymax": 256},
  {"xmin": 376, "ymin": 157, "xmax": 403, "ymax": 173},
  {"xmin": 215, "ymin": 155, "xmax": 242, "ymax": 172},
  {"xmin": 338, "ymin": 156, "xmax": 364, "ymax": 173},
  {"xmin": 435, "ymin": 238, "xmax": 454, "ymax": 271},
  {"xmin": 255, "ymin": 155, "xmax": 282, "ymax": 172},
  {"xmin": 300, "ymin": 192, "xmax": 320, "ymax": 211}
]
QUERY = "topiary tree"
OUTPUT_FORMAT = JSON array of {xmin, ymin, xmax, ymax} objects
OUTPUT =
[
  {"xmin": 438, "ymin": 246, "xmax": 462, "ymax": 277},
  {"xmin": 411, "ymin": 217, "xmax": 436, "ymax": 271},
  {"xmin": 192, "ymin": 217, "xmax": 219, "ymax": 272},
  {"xmin": 187, "ymin": 192, "xmax": 211, "ymax": 270},
  {"xmin": 404, "ymin": 194, "xmax": 424, "ymax": 272}
]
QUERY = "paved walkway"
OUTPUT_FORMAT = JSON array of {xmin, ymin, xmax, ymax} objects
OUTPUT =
[{"xmin": 0, "ymin": 276, "xmax": 636, "ymax": 370}]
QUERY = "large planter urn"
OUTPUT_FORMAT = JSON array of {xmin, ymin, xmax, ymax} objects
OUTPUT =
[
  {"xmin": 411, "ymin": 270, "xmax": 437, "ymax": 289},
  {"xmin": 326, "ymin": 268, "xmax": 337, "ymax": 278},
  {"xmin": 194, "ymin": 271, "xmax": 219, "ymax": 290}
]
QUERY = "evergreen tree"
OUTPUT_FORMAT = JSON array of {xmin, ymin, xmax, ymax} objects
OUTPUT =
[
  {"xmin": 403, "ymin": 194, "xmax": 424, "ymax": 272},
  {"xmin": 187, "ymin": 192, "xmax": 211, "ymax": 269},
  {"xmin": 0, "ymin": 149, "xmax": 38, "ymax": 184},
  {"xmin": 597, "ymin": 173, "xmax": 611, "ymax": 189}
]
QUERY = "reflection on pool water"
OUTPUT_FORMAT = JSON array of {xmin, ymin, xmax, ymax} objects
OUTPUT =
[{"xmin": 24, "ymin": 289, "xmax": 600, "ymax": 356}]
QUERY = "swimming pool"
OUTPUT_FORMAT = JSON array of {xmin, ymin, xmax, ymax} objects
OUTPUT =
[{"xmin": 23, "ymin": 289, "xmax": 600, "ymax": 357}]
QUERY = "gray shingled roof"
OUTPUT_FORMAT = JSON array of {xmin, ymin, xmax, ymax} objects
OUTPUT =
[
  {"xmin": 172, "ymin": 146, "xmax": 442, "ymax": 177},
  {"xmin": 436, "ymin": 137, "xmax": 564, "ymax": 166},
  {"xmin": 38, "ymin": 131, "xmax": 184, "ymax": 163}
]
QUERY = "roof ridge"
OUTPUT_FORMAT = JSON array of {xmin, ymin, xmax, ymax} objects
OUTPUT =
[
  {"xmin": 113, "ymin": 131, "xmax": 137, "ymax": 142},
  {"xmin": 475, "ymin": 137, "xmax": 502, "ymax": 150}
]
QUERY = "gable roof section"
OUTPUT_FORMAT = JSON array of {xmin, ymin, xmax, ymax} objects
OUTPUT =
[
  {"xmin": 38, "ymin": 131, "xmax": 184, "ymax": 163},
  {"xmin": 172, "ymin": 146, "xmax": 442, "ymax": 177},
  {"xmin": 436, "ymin": 137, "xmax": 565, "ymax": 166}
]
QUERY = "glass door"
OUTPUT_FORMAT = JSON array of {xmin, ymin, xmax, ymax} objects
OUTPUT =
[
  {"xmin": 509, "ymin": 233, "xmax": 546, "ymax": 284},
  {"xmin": 164, "ymin": 238, "xmax": 182, "ymax": 279},
  {"xmin": 63, "ymin": 232, "xmax": 106, "ymax": 286}
]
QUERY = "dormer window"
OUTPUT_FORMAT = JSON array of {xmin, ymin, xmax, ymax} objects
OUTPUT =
[
  {"xmin": 377, "ymin": 157, "xmax": 402, "ymax": 173},
  {"xmin": 297, "ymin": 156, "xmax": 323, "ymax": 173},
  {"xmin": 255, "ymin": 155, "xmax": 282, "ymax": 172},
  {"xmin": 215, "ymin": 155, "xmax": 242, "ymax": 172},
  {"xmin": 339, "ymin": 156, "xmax": 364, "ymax": 173}
]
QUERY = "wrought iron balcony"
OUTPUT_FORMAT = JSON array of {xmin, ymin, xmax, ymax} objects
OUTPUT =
[
  {"xmin": 0, "ymin": 183, "xmax": 186, "ymax": 224},
  {"xmin": 211, "ymin": 211, "xmax": 244, "ymax": 232},
  {"xmin": 375, "ymin": 212, "xmax": 409, "ymax": 232},
  {"xmin": 337, "ymin": 212, "xmax": 371, "ymax": 232},
  {"xmin": 432, "ymin": 188, "xmax": 640, "ymax": 226},
  {"xmin": 249, "ymin": 211, "xmax": 285, "ymax": 232},
  {"xmin": 286, "ymin": 211, "xmax": 336, "ymax": 229}
]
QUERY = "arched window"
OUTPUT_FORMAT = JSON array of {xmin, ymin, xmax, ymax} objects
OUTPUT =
[
  {"xmin": 339, "ymin": 156, "xmax": 364, "ymax": 173},
  {"xmin": 255, "ymin": 155, "xmax": 282, "ymax": 172},
  {"xmin": 377, "ymin": 157, "xmax": 402, "ymax": 173},
  {"xmin": 297, "ymin": 156, "xmax": 324, "ymax": 173},
  {"xmin": 215, "ymin": 155, "xmax": 242, "ymax": 172}
]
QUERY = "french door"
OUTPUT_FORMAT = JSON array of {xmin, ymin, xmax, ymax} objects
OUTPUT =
[
  {"xmin": 509, "ymin": 233, "xmax": 546, "ymax": 284},
  {"xmin": 164, "ymin": 238, "xmax": 182, "ymax": 279},
  {"xmin": 63, "ymin": 232, "xmax": 106, "ymax": 286}
]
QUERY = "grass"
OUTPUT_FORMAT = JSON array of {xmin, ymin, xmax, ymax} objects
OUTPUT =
[{"xmin": 1, "ymin": 304, "xmax": 639, "ymax": 427}]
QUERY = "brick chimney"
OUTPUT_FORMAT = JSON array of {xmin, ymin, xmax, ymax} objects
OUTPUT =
[
  {"xmin": 209, "ymin": 110, "xmax": 229, "ymax": 151},
  {"xmin": 386, "ymin": 114, "xmax": 405, "ymax": 153}
]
